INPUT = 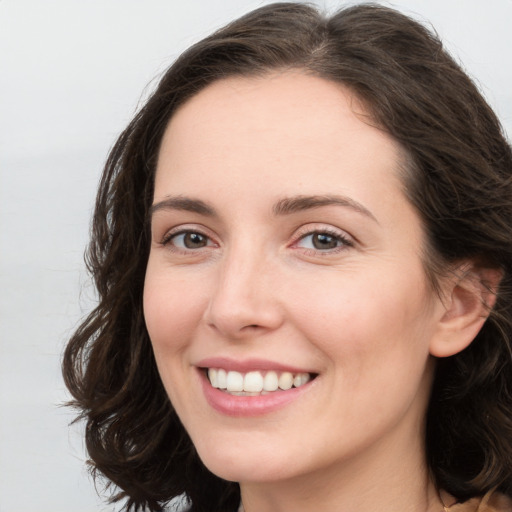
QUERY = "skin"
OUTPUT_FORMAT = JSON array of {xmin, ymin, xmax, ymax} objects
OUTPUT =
[{"xmin": 143, "ymin": 72, "xmax": 485, "ymax": 512}]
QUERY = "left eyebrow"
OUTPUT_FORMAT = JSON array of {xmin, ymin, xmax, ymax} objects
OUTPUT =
[{"xmin": 273, "ymin": 195, "xmax": 378, "ymax": 223}]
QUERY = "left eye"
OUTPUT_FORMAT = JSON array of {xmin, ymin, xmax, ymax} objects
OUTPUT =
[{"xmin": 296, "ymin": 232, "xmax": 348, "ymax": 251}]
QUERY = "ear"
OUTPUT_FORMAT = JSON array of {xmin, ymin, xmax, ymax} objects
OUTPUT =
[{"xmin": 429, "ymin": 264, "xmax": 502, "ymax": 358}]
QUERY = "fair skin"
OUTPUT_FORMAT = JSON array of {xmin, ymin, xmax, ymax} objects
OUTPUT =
[{"xmin": 144, "ymin": 72, "xmax": 489, "ymax": 512}]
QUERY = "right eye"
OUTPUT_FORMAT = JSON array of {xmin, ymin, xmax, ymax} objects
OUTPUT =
[{"xmin": 163, "ymin": 230, "xmax": 215, "ymax": 250}]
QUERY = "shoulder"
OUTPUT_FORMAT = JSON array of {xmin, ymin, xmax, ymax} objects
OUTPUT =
[{"xmin": 450, "ymin": 491, "xmax": 512, "ymax": 512}]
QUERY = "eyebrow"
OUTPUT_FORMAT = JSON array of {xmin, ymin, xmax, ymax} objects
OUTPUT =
[
  {"xmin": 273, "ymin": 195, "xmax": 378, "ymax": 222},
  {"xmin": 149, "ymin": 194, "xmax": 377, "ymax": 223},
  {"xmin": 149, "ymin": 196, "xmax": 216, "ymax": 217}
]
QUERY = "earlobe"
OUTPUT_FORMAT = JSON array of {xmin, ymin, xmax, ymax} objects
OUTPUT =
[{"xmin": 429, "ymin": 265, "xmax": 502, "ymax": 358}]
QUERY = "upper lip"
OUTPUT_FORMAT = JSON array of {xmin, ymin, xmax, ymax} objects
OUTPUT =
[{"xmin": 195, "ymin": 357, "xmax": 316, "ymax": 374}]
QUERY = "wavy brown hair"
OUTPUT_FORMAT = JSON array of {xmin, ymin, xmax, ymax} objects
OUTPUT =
[{"xmin": 63, "ymin": 3, "xmax": 512, "ymax": 511}]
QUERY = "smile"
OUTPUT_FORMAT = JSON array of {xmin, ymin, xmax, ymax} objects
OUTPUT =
[{"xmin": 207, "ymin": 368, "xmax": 313, "ymax": 395}]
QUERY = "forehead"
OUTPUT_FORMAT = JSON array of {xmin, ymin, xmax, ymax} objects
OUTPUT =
[
  {"xmin": 160, "ymin": 71, "xmax": 384, "ymax": 155},
  {"xmin": 155, "ymin": 72, "xmax": 404, "ymax": 211}
]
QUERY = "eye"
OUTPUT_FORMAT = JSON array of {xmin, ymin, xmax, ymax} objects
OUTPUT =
[
  {"xmin": 294, "ymin": 229, "xmax": 353, "ymax": 253},
  {"xmin": 163, "ymin": 230, "xmax": 214, "ymax": 250}
]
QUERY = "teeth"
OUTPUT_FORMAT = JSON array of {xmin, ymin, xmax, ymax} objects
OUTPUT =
[
  {"xmin": 207, "ymin": 369, "xmax": 312, "ymax": 394},
  {"xmin": 278, "ymin": 372, "xmax": 293, "ymax": 390},
  {"xmin": 208, "ymin": 368, "xmax": 218, "ymax": 388},
  {"xmin": 263, "ymin": 371, "xmax": 279, "ymax": 391},
  {"xmin": 244, "ymin": 371, "xmax": 264, "ymax": 392},
  {"xmin": 226, "ymin": 371, "xmax": 244, "ymax": 392},
  {"xmin": 294, "ymin": 373, "xmax": 311, "ymax": 387},
  {"xmin": 217, "ymin": 369, "xmax": 227, "ymax": 389}
]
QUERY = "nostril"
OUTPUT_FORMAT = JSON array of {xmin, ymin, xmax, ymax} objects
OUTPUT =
[
  {"xmin": 236, "ymin": 324, "xmax": 261, "ymax": 331},
  {"xmin": 204, "ymin": 294, "xmax": 284, "ymax": 337}
]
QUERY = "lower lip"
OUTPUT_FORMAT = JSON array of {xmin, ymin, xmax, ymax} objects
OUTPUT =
[{"xmin": 199, "ymin": 371, "xmax": 313, "ymax": 417}]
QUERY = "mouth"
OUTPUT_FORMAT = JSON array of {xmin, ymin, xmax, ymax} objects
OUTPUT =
[{"xmin": 204, "ymin": 368, "xmax": 317, "ymax": 396}]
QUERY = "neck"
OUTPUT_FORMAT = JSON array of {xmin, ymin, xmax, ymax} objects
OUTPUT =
[{"xmin": 239, "ymin": 422, "xmax": 443, "ymax": 512}]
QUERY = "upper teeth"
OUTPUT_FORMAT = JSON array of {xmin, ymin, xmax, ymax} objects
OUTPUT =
[{"xmin": 207, "ymin": 368, "xmax": 311, "ymax": 393}]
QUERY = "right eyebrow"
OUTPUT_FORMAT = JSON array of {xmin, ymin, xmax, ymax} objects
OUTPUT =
[{"xmin": 149, "ymin": 196, "xmax": 217, "ymax": 218}]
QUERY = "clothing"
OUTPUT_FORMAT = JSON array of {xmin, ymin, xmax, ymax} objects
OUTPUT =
[
  {"xmin": 237, "ymin": 491, "xmax": 512, "ymax": 511},
  {"xmin": 448, "ymin": 490, "xmax": 512, "ymax": 512}
]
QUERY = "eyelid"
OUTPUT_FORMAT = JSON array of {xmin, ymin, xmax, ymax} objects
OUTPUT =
[
  {"xmin": 156, "ymin": 222, "xmax": 354, "ymax": 255},
  {"xmin": 159, "ymin": 224, "xmax": 218, "ymax": 247},
  {"xmin": 290, "ymin": 224, "xmax": 355, "ymax": 252}
]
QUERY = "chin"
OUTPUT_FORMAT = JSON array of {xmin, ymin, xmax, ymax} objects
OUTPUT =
[
  {"xmin": 192, "ymin": 432, "xmax": 300, "ymax": 483},
  {"xmin": 204, "ymin": 458, "xmax": 292, "ymax": 484}
]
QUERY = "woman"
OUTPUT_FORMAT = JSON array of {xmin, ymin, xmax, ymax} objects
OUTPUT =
[{"xmin": 63, "ymin": 3, "xmax": 512, "ymax": 511}]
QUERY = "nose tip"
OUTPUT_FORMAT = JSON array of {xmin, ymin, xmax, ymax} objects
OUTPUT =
[
  {"xmin": 205, "ymin": 292, "xmax": 283, "ymax": 339},
  {"xmin": 203, "ymin": 259, "xmax": 283, "ymax": 339}
]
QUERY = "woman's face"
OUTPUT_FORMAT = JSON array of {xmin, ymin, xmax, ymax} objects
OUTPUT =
[{"xmin": 144, "ymin": 72, "xmax": 447, "ymax": 485}]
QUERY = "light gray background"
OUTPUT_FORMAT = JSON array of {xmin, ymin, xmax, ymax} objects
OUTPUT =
[{"xmin": 1, "ymin": 1, "xmax": 511, "ymax": 511}]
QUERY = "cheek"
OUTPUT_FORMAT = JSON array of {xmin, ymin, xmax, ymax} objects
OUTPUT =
[
  {"xmin": 289, "ymin": 264, "xmax": 434, "ymax": 375},
  {"xmin": 143, "ymin": 266, "xmax": 210, "ymax": 415},
  {"xmin": 143, "ymin": 267, "xmax": 207, "ymax": 355}
]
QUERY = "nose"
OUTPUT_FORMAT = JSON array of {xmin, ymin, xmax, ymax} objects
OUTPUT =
[{"xmin": 203, "ymin": 244, "xmax": 284, "ymax": 339}]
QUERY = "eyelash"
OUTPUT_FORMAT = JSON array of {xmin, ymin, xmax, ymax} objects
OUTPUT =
[
  {"xmin": 160, "ymin": 226, "xmax": 354, "ymax": 255},
  {"xmin": 161, "ymin": 228, "xmax": 215, "ymax": 253},
  {"xmin": 291, "ymin": 227, "xmax": 354, "ymax": 255}
]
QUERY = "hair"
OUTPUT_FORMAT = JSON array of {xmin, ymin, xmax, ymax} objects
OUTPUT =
[{"xmin": 63, "ymin": 3, "xmax": 512, "ymax": 511}]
